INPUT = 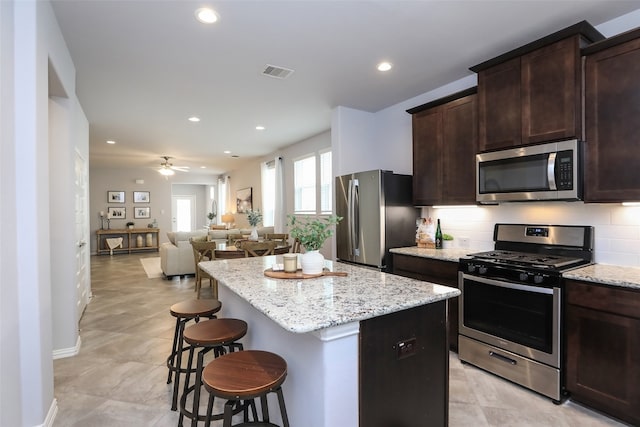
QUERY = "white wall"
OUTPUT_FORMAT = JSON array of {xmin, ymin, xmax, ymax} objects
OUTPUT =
[
  {"xmin": 333, "ymin": 12, "xmax": 640, "ymax": 268},
  {"xmin": 0, "ymin": 0, "xmax": 85, "ymax": 424},
  {"xmin": 89, "ymin": 168, "xmax": 218, "ymax": 251}
]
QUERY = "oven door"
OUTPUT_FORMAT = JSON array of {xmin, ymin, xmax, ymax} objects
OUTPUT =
[{"xmin": 459, "ymin": 272, "xmax": 560, "ymax": 368}]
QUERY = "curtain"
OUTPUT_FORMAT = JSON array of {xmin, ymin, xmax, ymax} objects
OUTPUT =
[{"xmin": 274, "ymin": 157, "xmax": 284, "ymax": 232}]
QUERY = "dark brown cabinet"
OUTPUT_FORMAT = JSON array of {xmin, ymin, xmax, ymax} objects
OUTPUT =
[
  {"xmin": 473, "ymin": 22, "xmax": 603, "ymax": 152},
  {"xmin": 392, "ymin": 254, "xmax": 460, "ymax": 351},
  {"xmin": 583, "ymin": 28, "xmax": 640, "ymax": 202},
  {"xmin": 565, "ymin": 279, "xmax": 640, "ymax": 426},
  {"xmin": 408, "ymin": 89, "xmax": 477, "ymax": 206},
  {"xmin": 360, "ymin": 302, "xmax": 448, "ymax": 427}
]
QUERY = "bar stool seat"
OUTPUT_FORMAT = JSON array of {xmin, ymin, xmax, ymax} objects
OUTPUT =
[
  {"xmin": 179, "ymin": 318, "xmax": 248, "ymax": 427},
  {"xmin": 202, "ymin": 350, "xmax": 290, "ymax": 427},
  {"xmin": 167, "ymin": 299, "xmax": 222, "ymax": 411}
]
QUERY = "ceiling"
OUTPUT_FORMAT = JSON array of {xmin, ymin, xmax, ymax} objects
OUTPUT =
[{"xmin": 51, "ymin": 0, "xmax": 640, "ymax": 176}]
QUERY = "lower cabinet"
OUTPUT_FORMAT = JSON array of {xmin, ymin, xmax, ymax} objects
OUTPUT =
[
  {"xmin": 360, "ymin": 302, "xmax": 448, "ymax": 427},
  {"xmin": 393, "ymin": 254, "xmax": 459, "ymax": 351},
  {"xmin": 565, "ymin": 279, "xmax": 640, "ymax": 426}
]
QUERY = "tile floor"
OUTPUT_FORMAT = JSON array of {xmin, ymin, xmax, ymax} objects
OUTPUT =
[{"xmin": 53, "ymin": 253, "xmax": 629, "ymax": 426}]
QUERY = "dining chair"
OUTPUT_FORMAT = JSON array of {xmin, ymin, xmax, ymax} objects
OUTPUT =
[
  {"xmin": 241, "ymin": 240, "xmax": 277, "ymax": 257},
  {"xmin": 265, "ymin": 233, "xmax": 289, "ymax": 246},
  {"xmin": 227, "ymin": 233, "xmax": 246, "ymax": 247},
  {"xmin": 292, "ymin": 238, "xmax": 302, "ymax": 254},
  {"xmin": 213, "ymin": 249, "xmax": 247, "ymax": 260},
  {"xmin": 273, "ymin": 245, "xmax": 292, "ymax": 255},
  {"xmin": 190, "ymin": 239, "xmax": 218, "ymax": 299}
]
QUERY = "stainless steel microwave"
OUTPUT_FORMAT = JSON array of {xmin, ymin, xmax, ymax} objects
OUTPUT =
[{"xmin": 476, "ymin": 139, "xmax": 582, "ymax": 203}]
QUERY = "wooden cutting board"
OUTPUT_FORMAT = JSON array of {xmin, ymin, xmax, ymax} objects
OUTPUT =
[{"xmin": 264, "ymin": 268, "xmax": 348, "ymax": 279}]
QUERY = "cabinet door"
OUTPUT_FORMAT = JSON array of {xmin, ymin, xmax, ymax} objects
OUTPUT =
[
  {"xmin": 478, "ymin": 57, "xmax": 521, "ymax": 151},
  {"xmin": 442, "ymin": 94, "xmax": 477, "ymax": 205},
  {"xmin": 566, "ymin": 304, "xmax": 640, "ymax": 425},
  {"xmin": 412, "ymin": 108, "xmax": 442, "ymax": 206},
  {"xmin": 522, "ymin": 37, "xmax": 581, "ymax": 144},
  {"xmin": 585, "ymin": 36, "xmax": 640, "ymax": 202},
  {"xmin": 393, "ymin": 254, "xmax": 460, "ymax": 351}
]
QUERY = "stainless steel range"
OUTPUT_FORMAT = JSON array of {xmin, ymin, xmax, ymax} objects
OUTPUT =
[{"xmin": 458, "ymin": 223, "xmax": 593, "ymax": 402}]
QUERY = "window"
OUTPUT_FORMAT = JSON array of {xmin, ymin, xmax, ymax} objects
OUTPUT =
[{"xmin": 294, "ymin": 150, "xmax": 332, "ymax": 215}]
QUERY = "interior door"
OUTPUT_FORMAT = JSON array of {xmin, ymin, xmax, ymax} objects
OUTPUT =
[
  {"xmin": 171, "ymin": 195, "xmax": 196, "ymax": 231},
  {"xmin": 74, "ymin": 151, "xmax": 90, "ymax": 321}
]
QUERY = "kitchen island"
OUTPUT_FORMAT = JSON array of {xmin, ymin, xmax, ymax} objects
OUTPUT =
[{"xmin": 199, "ymin": 255, "xmax": 460, "ymax": 427}]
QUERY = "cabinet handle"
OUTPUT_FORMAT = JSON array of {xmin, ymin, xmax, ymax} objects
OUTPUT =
[{"xmin": 489, "ymin": 350, "xmax": 517, "ymax": 365}]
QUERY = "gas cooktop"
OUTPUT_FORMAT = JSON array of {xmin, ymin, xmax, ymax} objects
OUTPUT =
[{"xmin": 468, "ymin": 250, "xmax": 585, "ymax": 270}]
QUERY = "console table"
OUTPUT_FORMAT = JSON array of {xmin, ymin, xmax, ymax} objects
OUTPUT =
[{"xmin": 96, "ymin": 228, "xmax": 159, "ymax": 255}]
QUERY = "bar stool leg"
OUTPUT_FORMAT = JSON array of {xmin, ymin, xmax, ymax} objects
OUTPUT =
[
  {"xmin": 171, "ymin": 319, "xmax": 188, "ymax": 411},
  {"xmin": 178, "ymin": 345, "xmax": 196, "ymax": 427},
  {"xmin": 260, "ymin": 394, "xmax": 270, "ymax": 422},
  {"xmin": 167, "ymin": 317, "xmax": 181, "ymax": 384},
  {"xmin": 276, "ymin": 387, "xmax": 290, "ymax": 427},
  {"xmin": 223, "ymin": 400, "xmax": 234, "ymax": 427}
]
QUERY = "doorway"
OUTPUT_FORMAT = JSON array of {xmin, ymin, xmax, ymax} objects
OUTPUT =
[{"xmin": 171, "ymin": 195, "xmax": 196, "ymax": 231}]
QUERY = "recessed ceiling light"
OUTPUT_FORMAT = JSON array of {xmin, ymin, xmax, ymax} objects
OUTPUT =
[
  {"xmin": 224, "ymin": 150, "xmax": 231, "ymax": 154},
  {"xmin": 188, "ymin": 116, "xmax": 200, "ymax": 122},
  {"xmin": 377, "ymin": 62, "xmax": 393, "ymax": 72},
  {"xmin": 255, "ymin": 126, "xmax": 265, "ymax": 131},
  {"xmin": 200, "ymin": 166, "xmax": 207, "ymax": 169},
  {"xmin": 195, "ymin": 7, "xmax": 218, "ymax": 24},
  {"xmin": 106, "ymin": 140, "xmax": 116, "ymax": 144}
]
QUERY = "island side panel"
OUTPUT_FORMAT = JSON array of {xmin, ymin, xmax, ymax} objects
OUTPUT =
[
  {"xmin": 359, "ymin": 301, "xmax": 448, "ymax": 427},
  {"xmin": 217, "ymin": 284, "xmax": 360, "ymax": 427}
]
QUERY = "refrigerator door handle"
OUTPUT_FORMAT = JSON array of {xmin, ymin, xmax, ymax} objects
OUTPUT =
[{"xmin": 349, "ymin": 179, "xmax": 360, "ymax": 256}]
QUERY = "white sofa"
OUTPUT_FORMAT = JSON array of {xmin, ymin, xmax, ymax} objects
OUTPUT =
[{"xmin": 160, "ymin": 227, "xmax": 275, "ymax": 277}]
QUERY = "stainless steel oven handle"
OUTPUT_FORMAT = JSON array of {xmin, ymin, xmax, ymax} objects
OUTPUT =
[
  {"xmin": 461, "ymin": 273, "xmax": 554, "ymax": 295},
  {"xmin": 489, "ymin": 350, "xmax": 517, "ymax": 365}
]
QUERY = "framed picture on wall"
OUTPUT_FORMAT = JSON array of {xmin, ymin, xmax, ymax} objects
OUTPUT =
[
  {"xmin": 236, "ymin": 187, "xmax": 253, "ymax": 213},
  {"xmin": 107, "ymin": 207, "xmax": 126, "ymax": 219},
  {"xmin": 134, "ymin": 207, "xmax": 150, "ymax": 219},
  {"xmin": 133, "ymin": 191, "xmax": 150, "ymax": 203},
  {"xmin": 107, "ymin": 191, "xmax": 125, "ymax": 203}
]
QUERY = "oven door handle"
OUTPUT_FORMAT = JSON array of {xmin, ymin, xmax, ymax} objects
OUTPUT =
[
  {"xmin": 489, "ymin": 350, "xmax": 517, "ymax": 365},
  {"xmin": 461, "ymin": 273, "xmax": 554, "ymax": 295}
]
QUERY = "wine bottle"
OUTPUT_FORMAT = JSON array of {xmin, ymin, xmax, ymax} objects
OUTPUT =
[{"xmin": 435, "ymin": 219, "xmax": 443, "ymax": 249}]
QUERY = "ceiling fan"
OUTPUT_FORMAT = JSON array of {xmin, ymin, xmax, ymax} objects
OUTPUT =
[{"xmin": 158, "ymin": 156, "xmax": 189, "ymax": 176}]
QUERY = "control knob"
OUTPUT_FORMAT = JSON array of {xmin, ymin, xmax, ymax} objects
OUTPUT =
[
  {"xmin": 478, "ymin": 266, "xmax": 488, "ymax": 275},
  {"xmin": 519, "ymin": 272, "xmax": 529, "ymax": 282},
  {"xmin": 533, "ymin": 275, "xmax": 544, "ymax": 284},
  {"xmin": 467, "ymin": 264, "xmax": 476, "ymax": 273}
]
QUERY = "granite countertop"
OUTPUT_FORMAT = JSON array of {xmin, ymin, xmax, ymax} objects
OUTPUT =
[
  {"xmin": 392, "ymin": 246, "xmax": 640, "ymax": 291},
  {"xmin": 199, "ymin": 255, "xmax": 460, "ymax": 334},
  {"xmin": 390, "ymin": 246, "xmax": 478, "ymax": 262},
  {"xmin": 563, "ymin": 264, "xmax": 640, "ymax": 290}
]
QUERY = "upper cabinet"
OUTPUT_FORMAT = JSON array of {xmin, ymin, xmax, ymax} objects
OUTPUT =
[
  {"xmin": 471, "ymin": 21, "xmax": 604, "ymax": 152},
  {"xmin": 408, "ymin": 88, "xmax": 477, "ymax": 206},
  {"xmin": 583, "ymin": 28, "xmax": 640, "ymax": 202}
]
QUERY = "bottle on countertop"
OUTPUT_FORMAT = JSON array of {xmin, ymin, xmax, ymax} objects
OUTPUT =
[{"xmin": 435, "ymin": 219, "xmax": 443, "ymax": 249}]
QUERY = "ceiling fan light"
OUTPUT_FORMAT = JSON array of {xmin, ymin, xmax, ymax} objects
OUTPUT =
[{"xmin": 159, "ymin": 167, "xmax": 175, "ymax": 176}]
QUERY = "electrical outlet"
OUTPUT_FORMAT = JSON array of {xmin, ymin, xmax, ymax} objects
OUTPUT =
[{"xmin": 459, "ymin": 237, "xmax": 470, "ymax": 248}]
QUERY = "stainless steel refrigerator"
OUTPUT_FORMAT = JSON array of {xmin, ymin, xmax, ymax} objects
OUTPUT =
[{"xmin": 336, "ymin": 170, "xmax": 418, "ymax": 272}]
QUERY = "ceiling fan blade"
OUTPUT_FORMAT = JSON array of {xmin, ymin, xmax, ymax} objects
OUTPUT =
[{"xmin": 170, "ymin": 166, "xmax": 190, "ymax": 172}]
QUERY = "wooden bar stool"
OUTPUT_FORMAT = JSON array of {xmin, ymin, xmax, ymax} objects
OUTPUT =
[
  {"xmin": 167, "ymin": 299, "xmax": 222, "ymax": 411},
  {"xmin": 202, "ymin": 350, "xmax": 290, "ymax": 427},
  {"xmin": 179, "ymin": 318, "xmax": 249, "ymax": 427}
]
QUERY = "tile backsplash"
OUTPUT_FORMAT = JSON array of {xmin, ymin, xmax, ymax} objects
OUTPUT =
[{"xmin": 423, "ymin": 202, "xmax": 640, "ymax": 267}]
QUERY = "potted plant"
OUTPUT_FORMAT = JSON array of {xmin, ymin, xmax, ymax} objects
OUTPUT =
[
  {"xmin": 207, "ymin": 211, "xmax": 216, "ymax": 226},
  {"xmin": 126, "ymin": 221, "xmax": 135, "ymax": 230},
  {"xmin": 287, "ymin": 214, "xmax": 342, "ymax": 274},
  {"xmin": 246, "ymin": 209, "xmax": 263, "ymax": 241}
]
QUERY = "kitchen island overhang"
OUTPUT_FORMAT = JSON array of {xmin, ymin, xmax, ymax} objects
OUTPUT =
[{"xmin": 199, "ymin": 256, "xmax": 460, "ymax": 427}]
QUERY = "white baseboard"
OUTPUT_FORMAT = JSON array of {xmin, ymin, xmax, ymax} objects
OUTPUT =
[
  {"xmin": 39, "ymin": 398, "xmax": 58, "ymax": 427},
  {"xmin": 52, "ymin": 335, "xmax": 81, "ymax": 360}
]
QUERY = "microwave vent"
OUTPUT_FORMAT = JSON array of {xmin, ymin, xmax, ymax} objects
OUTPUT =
[{"xmin": 262, "ymin": 64, "xmax": 294, "ymax": 79}]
